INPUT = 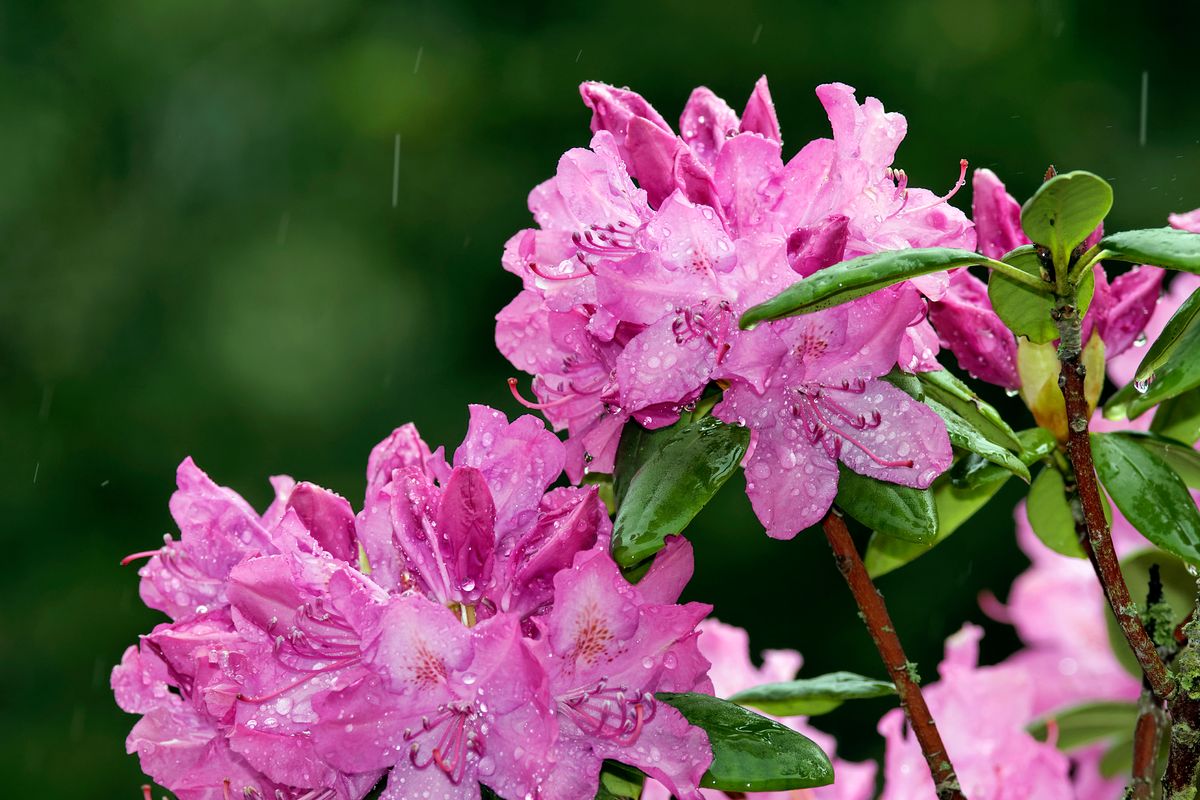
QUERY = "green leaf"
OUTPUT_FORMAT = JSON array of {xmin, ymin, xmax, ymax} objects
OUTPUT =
[
  {"xmin": 1106, "ymin": 548, "xmax": 1197, "ymax": 678},
  {"xmin": 739, "ymin": 248, "xmax": 991, "ymax": 327},
  {"xmin": 927, "ymin": 397, "xmax": 1030, "ymax": 483},
  {"xmin": 951, "ymin": 427, "xmax": 1057, "ymax": 489},
  {"xmin": 1100, "ymin": 227, "xmax": 1200, "ymax": 272},
  {"xmin": 1025, "ymin": 466, "xmax": 1085, "ymax": 558},
  {"xmin": 916, "ymin": 368, "xmax": 1023, "ymax": 453},
  {"xmin": 1091, "ymin": 432, "xmax": 1200, "ymax": 565},
  {"xmin": 1019, "ymin": 171, "xmax": 1113, "ymax": 269},
  {"xmin": 613, "ymin": 422, "xmax": 669, "ymax": 508},
  {"xmin": 1110, "ymin": 431, "xmax": 1200, "ymax": 489},
  {"xmin": 988, "ymin": 246, "xmax": 1094, "ymax": 344},
  {"xmin": 1106, "ymin": 296, "xmax": 1200, "ymax": 420},
  {"xmin": 864, "ymin": 470, "xmax": 1010, "ymax": 577},
  {"xmin": 729, "ymin": 672, "xmax": 896, "ymax": 717},
  {"xmin": 657, "ymin": 693, "xmax": 834, "ymax": 792},
  {"xmin": 1151, "ymin": 389, "xmax": 1200, "ymax": 445},
  {"xmin": 612, "ymin": 417, "xmax": 750, "ymax": 566},
  {"xmin": 1133, "ymin": 288, "xmax": 1200, "ymax": 384},
  {"xmin": 596, "ymin": 762, "xmax": 644, "ymax": 800},
  {"xmin": 835, "ymin": 465, "xmax": 938, "ymax": 543},
  {"xmin": 1028, "ymin": 701, "xmax": 1138, "ymax": 751}
]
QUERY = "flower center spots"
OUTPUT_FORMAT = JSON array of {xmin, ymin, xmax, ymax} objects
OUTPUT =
[
  {"xmin": 405, "ymin": 703, "xmax": 483, "ymax": 785},
  {"xmin": 406, "ymin": 643, "xmax": 450, "ymax": 689},
  {"xmin": 559, "ymin": 680, "xmax": 656, "ymax": 745},
  {"xmin": 792, "ymin": 381, "xmax": 914, "ymax": 469},
  {"xmin": 571, "ymin": 602, "xmax": 614, "ymax": 666}
]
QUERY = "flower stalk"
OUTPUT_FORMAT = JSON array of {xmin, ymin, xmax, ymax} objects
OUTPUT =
[{"xmin": 822, "ymin": 510, "xmax": 966, "ymax": 800}]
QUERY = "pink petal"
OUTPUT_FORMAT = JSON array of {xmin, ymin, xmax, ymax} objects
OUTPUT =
[
  {"xmin": 832, "ymin": 379, "xmax": 952, "ymax": 488},
  {"xmin": 1101, "ymin": 266, "xmax": 1164, "ymax": 356},
  {"xmin": 713, "ymin": 132, "xmax": 784, "ymax": 236},
  {"xmin": 1170, "ymin": 207, "xmax": 1200, "ymax": 232},
  {"xmin": 436, "ymin": 466, "xmax": 496, "ymax": 604},
  {"xmin": 971, "ymin": 168, "xmax": 1027, "ymax": 259},
  {"xmin": 626, "ymin": 116, "xmax": 683, "ymax": 208},
  {"xmin": 786, "ymin": 214, "xmax": 850, "ymax": 276},
  {"xmin": 928, "ymin": 270, "xmax": 1020, "ymax": 389},
  {"xmin": 740, "ymin": 76, "xmax": 781, "ymax": 143},
  {"xmin": 679, "ymin": 86, "xmax": 740, "ymax": 167},
  {"xmin": 634, "ymin": 535, "xmax": 695, "ymax": 605},
  {"xmin": 286, "ymin": 482, "xmax": 357, "ymax": 564},
  {"xmin": 454, "ymin": 405, "xmax": 565, "ymax": 539}
]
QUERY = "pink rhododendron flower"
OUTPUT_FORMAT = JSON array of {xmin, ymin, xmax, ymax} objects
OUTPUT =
[
  {"xmin": 929, "ymin": 169, "xmax": 1164, "ymax": 389},
  {"xmin": 532, "ymin": 549, "xmax": 713, "ymax": 799},
  {"xmin": 499, "ymin": 77, "xmax": 970, "ymax": 537},
  {"xmin": 879, "ymin": 624, "xmax": 1075, "ymax": 800},
  {"xmin": 115, "ymin": 406, "xmax": 714, "ymax": 800},
  {"xmin": 643, "ymin": 619, "xmax": 875, "ymax": 800}
]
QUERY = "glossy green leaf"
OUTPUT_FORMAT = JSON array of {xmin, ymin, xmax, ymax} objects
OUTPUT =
[
  {"xmin": 1025, "ymin": 466, "xmax": 1085, "ymax": 558},
  {"xmin": 1091, "ymin": 432, "xmax": 1200, "ymax": 565},
  {"xmin": 730, "ymin": 672, "xmax": 896, "ymax": 717},
  {"xmin": 1020, "ymin": 171, "xmax": 1113, "ymax": 269},
  {"xmin": 836, "ymin": 465, "xmax": 937, "ymax": 543},
  {"xmin": 739, "ymin": 248, "xmax": 991, "ymax": 327},
  {"xmin": 951, "ymin": 427, "xmax": 1057, "ymax": 489},
  {"xmin": 1150, "ymin": 389, "xmax": 1200, "ymax": 445},
  {"xmin": 1028, "ymin": 701, "xmax": 1138, "ymax": 751},
  {"xmin": 1133, "ymin": 288, "xmax": 1200, "ymax": 383},
  {"xmin": 1106, "ymin": 298, "xmax": 1200, "ymax": 420},
  {"xmin": 657, "ymin": 693, "xmax": 834, "ymax": 792},
  {"xmin": 927, "ymin": 397, "xmax": 1030, "ymax": 483},
  {"xmin": 916, "ymin": 368, "xmax": 1023, "ymax": 452},
  {"xmin": 864, "ymin": 470, "xmax": 1010, "ymax": 577},
  {"xmin": 988, "ymin": 246, "xmax": 1094, "ymax": 344},
  {"xmin": 613, "ymin": 422, "xmax": 670, "ymax": 508},
  {"xmin": 1110, "ymin": 431, "xmax": 1200, "ymax": 489},
  {"xmin": 1100, "ymin": 227, "xmax": 1200, "ymax": 272},
  {"xmin": 612, "ymin": 417, "xmax": 749, "ymax": 566},
  {"xmin": 596, "ymin": 762, "xmax": 644, "ymax": 800}
]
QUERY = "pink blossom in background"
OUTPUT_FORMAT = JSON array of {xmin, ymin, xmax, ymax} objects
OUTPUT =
[
  {"xmin": 879, "ymin": 625, "xmax": 1075, "ymax": 800},
  {"xmin": 499, "ymin": 77, "xmax": 970, "ymax": 537},
  {"xmin": 928, "ymin": 169, "xmax": 1164, "ymax": 390},
  {"xmin": 643, "ymin": 619, "xmax": 875, "ymax": 800},
  {"xmin": 114, "ymin": 407, "xmax": 714, "ymax": 800}
]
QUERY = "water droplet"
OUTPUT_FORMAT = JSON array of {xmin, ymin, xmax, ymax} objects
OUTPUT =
[
  {"xmin": 641, "ymin": 656, "xmax": 655, "ymax": 669},
  {"xmin": 1133, "ymin": 332, "xmax": 1148, "ymax": 347},
  {"xmin": 462, "ymin": 673, "xmax": 477, "ymax": 686},
  {"xmin": 1134, "ymin": 377, "xmax": 1152, "ymax": 394}
]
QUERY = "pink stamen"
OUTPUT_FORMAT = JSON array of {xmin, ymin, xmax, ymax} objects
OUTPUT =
[
  {"xmin": 120, "ymin": 549, "xmax": 161, "ymax": 566},
  {"xmin": 236, "ymin": 657, "xmax": 360, "ymax": 704},
  {"xmin": 799, "ymin": 392, "xmax": 915, "ymax": 469},
  {"xmin": 527, "ymin": 260, "xmax": 593, "ymax": 281},
  {"xmin": 507, "ymin": 377, "xmax": 576, "ymax": 410},
  {"xmin": 142, "ymin": 785, "xmax": 153, "ymax": 800}
]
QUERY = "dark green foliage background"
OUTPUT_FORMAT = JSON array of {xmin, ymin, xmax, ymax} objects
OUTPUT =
[{"xmin": 2, "ymin": 1, "xmax": 1197, "ymax": 796}]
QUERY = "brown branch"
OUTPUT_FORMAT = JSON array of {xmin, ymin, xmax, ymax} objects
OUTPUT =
[
  {"xmin": 1056, "ymin": 321, "xmax": 1174, "ymax": 701},
  {"xmin": 822, "ymin": 510, "xmax": 966, "ymax": 800},
  {"xmin": 1130, "ymin": 691, "xmax": 1164, "ymax": 800},
  {"xmin": 1130, "ymin": 567, "xmax": 1167, "ymax": 799}
]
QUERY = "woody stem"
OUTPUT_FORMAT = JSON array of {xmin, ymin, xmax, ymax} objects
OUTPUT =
[{"xmin": 822, "ymin": 509, "xmax": 966, "ymax": 800}]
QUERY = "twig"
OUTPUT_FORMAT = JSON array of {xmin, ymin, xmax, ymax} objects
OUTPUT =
[
  {"xmin": 1129, "ymin": 567, "xmax": 1166, "ymax": 799},
  {"xmin": 822, "ymin": 510, "xmax": 966, "ymax": 800},
  {"xmin": 1055, "ymin": 306, "xmax": 1174, "ymax": 700}
]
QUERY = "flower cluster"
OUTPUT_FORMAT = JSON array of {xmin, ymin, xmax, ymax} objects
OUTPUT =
[
  {"xmin": 497, "ymin": 78, "xmax": 976, "ymax": 538},
  {"xmin": 113, "ymin": 406, "xmax": 716, "ymax": 800}
]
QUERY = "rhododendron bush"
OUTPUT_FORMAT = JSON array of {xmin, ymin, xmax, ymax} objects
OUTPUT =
[{"xmin": 114, "ymin": 78, "xmax": 1200, "ymax": 799}]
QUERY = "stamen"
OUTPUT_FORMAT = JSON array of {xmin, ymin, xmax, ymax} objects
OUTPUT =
[
  {"xmin": 507, "ymin": 378, "xmax": 576, "ymax": 410},
  {"xmin": 527, "ymin": 260, "xmax": 593, "ymax": 281},
  {"xmin": 236, "ymin": 657, "xmax": 360, "ymax": 704},
  {"xmin": 796, "ymin": 391, "xmax": 914, "ymax": 469},
  {"xmin": 120, "ymin": 549, "xmax": 161, "ymax": 566},
  {"xmin": 143, "ymin": 785, "xmax": 153, "ymax": 800}
]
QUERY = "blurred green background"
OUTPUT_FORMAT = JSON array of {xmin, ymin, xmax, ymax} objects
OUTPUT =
[{"xmin": 3, "ymin": 0, "xmax": 1198, "ymax": 796}]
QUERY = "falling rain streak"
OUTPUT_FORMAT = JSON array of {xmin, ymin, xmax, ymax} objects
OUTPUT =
[
  {"xmin": 392, "ymin": 133, "xmax": 401, "ymax": 208},
  {"xmin": 1140, "ymin": 70, "xmax": 1149, "ymax": 147}
]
